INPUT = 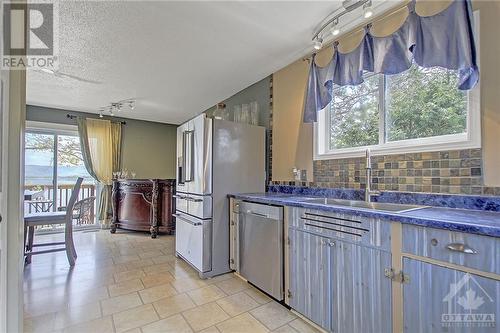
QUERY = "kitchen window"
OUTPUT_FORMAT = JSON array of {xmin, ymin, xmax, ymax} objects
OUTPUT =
[
  {"xmin": 315, "ymin": 63, "xmax": 481, "ymax": 160},
  {"xmin": 315, "ymin": 13, "xmax": 480, "ymax": 160}
]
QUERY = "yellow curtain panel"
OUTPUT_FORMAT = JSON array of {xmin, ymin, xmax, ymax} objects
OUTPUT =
[{"xmin": 78, "ymin": 117, "xmax": 122, "ymax": 226}]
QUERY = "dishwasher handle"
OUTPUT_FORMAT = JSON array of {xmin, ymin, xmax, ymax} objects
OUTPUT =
[{"xmin": 243, "ymin": 210, "xmax": 270, "ymax": 219}]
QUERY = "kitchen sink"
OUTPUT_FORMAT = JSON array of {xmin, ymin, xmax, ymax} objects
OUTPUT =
[{"xmin": 299, "ymin": 197, "xmax": 426, "ymax": 213}]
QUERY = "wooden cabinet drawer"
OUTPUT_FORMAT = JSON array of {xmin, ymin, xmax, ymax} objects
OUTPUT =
[
  {"xmin": 402, "ymin": 224, "xmax": 500, "ymax": 275},
  {"xmin": 288, "ymin": 207, "xmax": 391, "ymax": 251}
]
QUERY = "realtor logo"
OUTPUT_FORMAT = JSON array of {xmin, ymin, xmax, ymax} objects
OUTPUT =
[
  {"xmin": 2, "ymin": 1, "xmax": 58, "ymax": 69},
  {"xmin": 442, "ymin": 273, "xmax": 496, "ymax": 329}
]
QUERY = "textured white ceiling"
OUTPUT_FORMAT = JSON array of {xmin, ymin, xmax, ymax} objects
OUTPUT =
[{"xmin": 27, "ymin": 1, "xmax": 396, "ymax": 125}]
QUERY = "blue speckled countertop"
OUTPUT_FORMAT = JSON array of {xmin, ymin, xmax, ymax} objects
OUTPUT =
[{"xmin": 229, "ymin": 192, "xmax": 500, "ymax": 238}]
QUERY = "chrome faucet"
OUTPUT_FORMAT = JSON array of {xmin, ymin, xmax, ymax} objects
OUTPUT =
[{"xmin": 365, "ymin": 148, "xmax": 380, "ymax": 202}]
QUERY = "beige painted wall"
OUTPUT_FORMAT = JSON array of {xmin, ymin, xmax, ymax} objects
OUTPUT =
[
  {"xmin": 474, "ymin": 1, "xmax": 500, "ymax": 186},
  {"xmin": 272, "ymin": 1, "xmax": 500, "ymax": 186},
  {"xmin": 272, "ymin": 60, "xmax": 313, "ymax": 181}
]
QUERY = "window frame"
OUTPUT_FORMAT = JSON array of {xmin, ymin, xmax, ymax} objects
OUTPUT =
[{"xmin": 314, "ymin": 12, "xmax": 481, "ymax": 161}]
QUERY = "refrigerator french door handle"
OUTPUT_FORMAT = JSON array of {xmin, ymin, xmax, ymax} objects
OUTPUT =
[
  {"xmin": 181, "ymin": 131, "xmax": 186, "ymax": 183},
  {"xmin": 183, "ymin": 130, "xmax": 194, "ymax": 183}
]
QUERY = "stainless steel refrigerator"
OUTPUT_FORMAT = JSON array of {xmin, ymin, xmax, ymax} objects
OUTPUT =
[{"xmin": 175, "ymin": 113, "xmax": 266, "ymax": 278}]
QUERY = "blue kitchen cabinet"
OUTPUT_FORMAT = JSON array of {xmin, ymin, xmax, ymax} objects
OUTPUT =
[
  {"xmin": 403, "ymin": 258, "xmax": 500, "ymax": 333},
  {"xmin": 331, "ymin": 239, "xmax": 392, "ymax": 333},
  {"xmin": 288, "ymin": 228, "xmax": 333, "ymax": 330},
  {"xmin": 289, "ymin": 226, "xmax": 393, "ymax": 333}
]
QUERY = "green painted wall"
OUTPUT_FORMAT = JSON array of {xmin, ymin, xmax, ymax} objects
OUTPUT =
[
  {"xmin": 204, "ymin": 76, "xmax": 272, "ymax": 180},
  {"xmin": 204, "ymin": 76, "xmax": 271, "ymax": 128},
  {"xmin": 26, "ymin": 105, "xmax": 178, "ymax": 179}
]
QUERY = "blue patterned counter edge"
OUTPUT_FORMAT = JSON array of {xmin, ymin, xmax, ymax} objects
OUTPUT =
[
  {"xmin": 267, "ymin": 185, "xmax": 500, "ymax": 212},
  {"xmin": 231, "ymin": 191, "xmax": 500, "ymax": 238}
]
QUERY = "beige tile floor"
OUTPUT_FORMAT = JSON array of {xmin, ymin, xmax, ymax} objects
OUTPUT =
[{"xmin": 23, "ymin": 230, "xmax": 319, "ymax": 333}]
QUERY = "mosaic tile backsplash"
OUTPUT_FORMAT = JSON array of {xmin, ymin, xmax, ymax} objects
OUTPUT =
[{"xmin": 290, "ymin": 148, "xmax": 500, "ymax": 196}]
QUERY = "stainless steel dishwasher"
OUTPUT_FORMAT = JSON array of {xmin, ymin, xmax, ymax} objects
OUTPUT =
[{"xmin": 238, "ymin": 201, "xmax": 283, "ymax": 300}]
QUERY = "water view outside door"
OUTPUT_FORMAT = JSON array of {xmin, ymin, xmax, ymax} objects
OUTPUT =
[{"xmin": 24, "ymin": 131, "xmax": 97, "ymax": 231}]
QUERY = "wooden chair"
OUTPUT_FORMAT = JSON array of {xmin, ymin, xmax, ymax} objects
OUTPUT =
[{"xmin": 24, "ymin": 177, "xmax": 83, "ymax": 266}]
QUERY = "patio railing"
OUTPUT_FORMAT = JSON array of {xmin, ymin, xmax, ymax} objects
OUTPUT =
[{"xmin": 24, "ymin": 184, "xmax": 97, "ymax": 230}]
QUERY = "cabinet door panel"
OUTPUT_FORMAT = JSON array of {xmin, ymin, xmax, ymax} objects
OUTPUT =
[
  {"xmin": 403, "ymin": 258, "xmax": 500, "ymax": 333},
  {"xmin": 332, "ymin": 241, "xmax": 392, "ymax": 333},
  {"xmin": 289, "ymin": 228, "xmax": 332, "ymax": 330}
]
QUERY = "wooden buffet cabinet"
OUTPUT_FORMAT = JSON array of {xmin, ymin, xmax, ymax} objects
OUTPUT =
[{"xmin": 111, "ymin": 179, "xmax": 175, "ymax": 238}]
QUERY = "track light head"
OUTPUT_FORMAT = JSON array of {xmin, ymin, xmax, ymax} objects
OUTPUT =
[
  {"xmin": 313, "ymin": 37, "xmax": 323, "ymax": 50},
  {"xmin": 363, "ymin": 1, "xmax": 373, "ymax": 19},
  {"xmin": 330, "ymin": 19, "xmax": 340, "ymax": 36}
]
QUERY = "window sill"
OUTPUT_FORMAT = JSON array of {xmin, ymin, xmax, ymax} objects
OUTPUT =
[{"xmin": 314, "ymin": 134, "xmax": 481, "ymax": 161}]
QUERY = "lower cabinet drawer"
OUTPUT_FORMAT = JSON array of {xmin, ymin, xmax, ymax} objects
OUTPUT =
[{"xmin": 402, "ymin": 224, "xmax": 500, "ymax": 275}]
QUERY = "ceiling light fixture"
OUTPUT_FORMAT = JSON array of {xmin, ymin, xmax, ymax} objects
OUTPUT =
[
  {"xmin": 363, "ymin": 1, "xmax": 373, "ymax": 19},
  {"xmin": 313, "ymin": 37, "xmax": 323, "ymax": 50},
  {"xmin": 330, "ymin": 19, "xmax": 340, "ymax": 36},
  {"xmin": 98, "ymin": 98, "xmax": 136, "ymax": 117},
  {"xmin": 312, "ymin": 0, "xmax": 374, "ymax": 48}
]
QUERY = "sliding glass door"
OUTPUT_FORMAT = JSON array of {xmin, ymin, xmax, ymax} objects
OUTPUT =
[
  {"xmin": 25, "ymin": 132, "xmax": 56, "ymax": 213},
  {"xmin": 24, "ymin": 129, "xmax": 97, "ymax": 230}
]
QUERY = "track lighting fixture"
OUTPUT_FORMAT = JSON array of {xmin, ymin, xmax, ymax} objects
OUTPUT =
[
  {"xmin": 312, "ymin": 0, "xmax": 376, "ymax": 46},
  {"xmin": 98, "ymin": 98, "xmax": 136, "ymax": 117}
]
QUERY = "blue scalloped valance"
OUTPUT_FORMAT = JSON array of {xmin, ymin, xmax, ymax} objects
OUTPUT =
[{"xmin": 304, "ymin": 0, "xmax": 479, "ymax": 123}]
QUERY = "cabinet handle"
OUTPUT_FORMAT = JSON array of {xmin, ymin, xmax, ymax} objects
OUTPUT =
[{"xmin": 446, "ymin": 243, "xmax": 477, "ymax": 254}]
